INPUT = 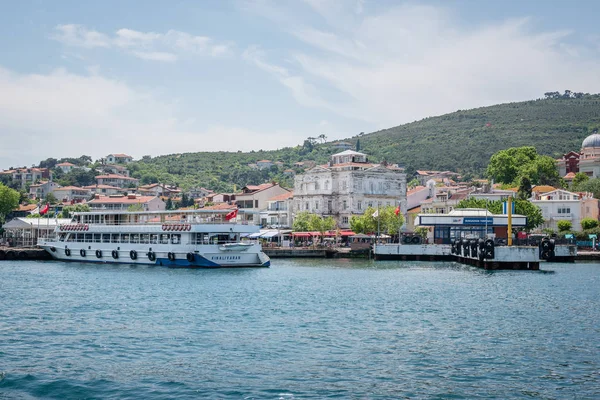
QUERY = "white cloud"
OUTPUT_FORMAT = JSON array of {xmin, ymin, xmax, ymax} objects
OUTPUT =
[
  {"xmin": 0, "ymin": 66, "xmax": 300, "ymax": 169},
  {"xmin": 53, "ymin": 24, "xmax": 111, "ymax": 48},
  {"xmin": 52, "ymin": 25, "xmax": 233, "ymax": 62},
  {"xmin": 244, "ymin": 3, "xmax": 600, "ymax": 128}
]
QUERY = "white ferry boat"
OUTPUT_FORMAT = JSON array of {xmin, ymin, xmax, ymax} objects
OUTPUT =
[{"xmin": 37, "ymin": 209, "xmax": 270, "ymax": 268}]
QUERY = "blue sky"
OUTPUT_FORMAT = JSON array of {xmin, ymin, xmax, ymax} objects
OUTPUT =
[{"xmin": 1, "ymin": 0, "xmax": 599, "ymax": 169}]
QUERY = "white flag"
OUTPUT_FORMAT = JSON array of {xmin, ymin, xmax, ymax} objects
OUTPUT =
[{"xmin": 372, "ymin": 210, "xmax": 379, "ymax": 218}]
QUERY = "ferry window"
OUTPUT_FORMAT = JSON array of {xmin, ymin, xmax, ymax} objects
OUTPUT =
[
  {"xmin": 67, "ymin": 234, "xmax": 74, "ymax": 242},
  {"xmin": 141, "ymin": 234, "xmax": 150, "ymax": 244},
  {"xmin": 130, "ymin": 234, "xmax": 139, "ymax": 244},
  {"xmin": 85, "ymin": 233, "xmax": 93, "ymax": 243},
  {"xmin": 150, "ymin": 234, "xmax": 158, "ymax": 244},
  {"xmin": 94, "ymin": 234, "xmax": 101, "ymax": 243},
  {"xmin": 76, "ymin": 233, "xmax": 84, "ymax": 242},
  {"xmin": 59, "ymin": 233, "xmax": 66, "ymax": 242},
  {"xmin": 171, "ymin": 234, "xmax": 181, "ymax": 245},
  {"xmin": 160, "ymin": 234, "xmax": 170, "ymax": 244},
  {"xmin": 102, "ymin": 234, "xmax": 110, "ymax": 243},
  {"xmin": 111, "ymin": 234, "xmax": 120, "ymax": 243},
  {"xmin": 121, "ymin": 234, "xmax": 130, "ymax": 243}
]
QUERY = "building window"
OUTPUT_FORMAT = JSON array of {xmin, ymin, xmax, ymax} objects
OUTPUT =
[
  {"xmin": 342, "ymin": 216, "xmax": 349, "ymax": 224},
  {"xmin": 343, "ymin": 200, "xmax": 347, "ymax": 210},
  {"xmin": 358, "ymin": 201, "xmax": 362, "ymax": 210},
  {"xmin": 368, "ymin": 201, "xmax": 373, "ymax": 208},
  {"xmin": 558, "ymin": 207, "xmax": 571, "ymax": 214},
  {"xmin": 342, "ymin": 181, "xmax": 347, "ymax": 190},
  {"xmin": 305, "ymin": 202, "xmax": 309, "ymax": 210},
  {"xmin": 315, "ymin": 181, "xmax": 320, "ymax": 190},
  {"xmin": 325, "ymin": 181, "xmax": 329, "ymax": 190},
  {"xmin": 328, "ymin": 200, "xmax": 332, "ymax": 212},
  {"xmin": 315, "ymin": 201, "xmax": 319, "ymax": 210}
]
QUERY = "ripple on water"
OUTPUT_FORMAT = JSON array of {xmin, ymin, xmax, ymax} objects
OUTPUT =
[{"xmin": 0, "ymin": 260, "xmax": 599, "ymax": 399}]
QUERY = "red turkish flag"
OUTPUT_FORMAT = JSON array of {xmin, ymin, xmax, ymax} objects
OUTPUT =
[
  {"xmin": 394, "ymin": 206, "xmax": 400, "ymax": 216},
  {"xmin": 225, "ymin": 209, "xmax": 238, "ymax": 221},
  {"xmin": 40, "ymin": 203, "xmax": 50, "ymax": 215}
]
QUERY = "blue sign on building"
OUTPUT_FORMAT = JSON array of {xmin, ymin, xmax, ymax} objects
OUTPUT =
[{"xmin": 463, "ymin": 217, "xmax": 493, "ymax": 225}]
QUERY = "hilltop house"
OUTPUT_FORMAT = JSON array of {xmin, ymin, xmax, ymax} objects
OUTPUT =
[
  {"xmin": 56, "ymin": 162, "xmax": 76, "ymax": 173},
  {"xmin": 106, "ymin": 154, "xmax": 134, "ymax": 164},
  {"xmin": 0, "ymin": 168, "xmax": 52, "ymax": 190},
  {"xmin": 83, "ymin": 184, "xmax": 123, "ymax": 196},
  {"xmin": 292, "ymin": 150, "xmax": 407, "ymax": 229},
  {"xmin": 138, "ymin": 183, "xmax": 180, "ymax": 198}
]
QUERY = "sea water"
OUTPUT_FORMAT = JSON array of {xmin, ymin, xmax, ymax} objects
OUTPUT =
[{"xmin": 1, "ymin": 259, "xmax": 599, "ymax": 399}]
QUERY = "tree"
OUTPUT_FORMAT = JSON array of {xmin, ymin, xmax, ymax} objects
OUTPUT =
[
  {"xmin": 572, "ymin": 172, "xmax": 590, "ymax": 189},
  {"xmin": 557, "ymin": 220, "xmax": 572, "ymax": 232},
  {"xmin": 59, "ymin": 204, "xmax": 90, "ymax": 218},
  {"xmin": 165, "ymin": 198, "xmax": 174, "ymax": 210},
  {"xmin": 0, "ymin": 183, "xmax": 20, "ymax": 223},
  {"xmin": 127, "ymin": 204, "xmax": 144, "ymax": 212},
  {"xmin": 575, "ymin": 178, "xmax": 600, "ymax": 198},
  {"xmin": 292, "ymin": 211, "xmax": 312, "ymax": 232},
  {"xmin": 517, "ymin": 176, "xmax": 532, "ymax": 200},
  {"xmin": 581, "ymin": 218, "xmax": 599, "ymax": 230},
  {"xmin": 356, "ymin": 139, "xmax": 361, "ymax": 152},
  {"xmin": 486, "ymin": 146, "xmax": 559, "ymax": 186},
  {"xmin": 308, "ymin": 213, "xmax": 336, "ymax": 240},
  {"xmin": 408, "ymin": 178, "xmax": 420, "ymax": 188},
  {"xmin": 44, "ymin": 192, "xmax": 58, "ymax": 204},
  {"xmin": 350, "ymin": 206, "xmax": 404, "ymax": 236}
]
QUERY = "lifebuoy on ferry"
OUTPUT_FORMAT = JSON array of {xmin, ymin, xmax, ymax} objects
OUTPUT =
[
  {"xmin": 186, "ymin": 224, "xmax": 191, "ymax": 231},
  {"xmin": 162, "ymin": 224, "xmax": 167, "ymax": 231},
  {"xmin": 85, "ymin": 224, "xmax": 89, "ymax": 231},
  {"xmin": 148, "ymin": 251, "xmax": 156, "ymax": 261},
  {"xmin": 112, "ymin": 250, "xmax": 119, "ymax": 259},
  {"xmin": 168, "ymin": 252, "xmax": 176, "ymax": 261},
  {"xmin": 80, "ymin": 249, "xmax": 86, "ymax": 257},
  {"xmin": 96, "ymin": 250, "xmax": 102, "ymax": 258},
  {"xmin": 186, "ymin": 252, "xmax": 195, "ymax": 262},
  {"xmin": 130, "ymin": 250, "xmax": 137, "ymax": 260},
  {"xmin": 177, "ymin": 225, "xmax": 182, "ymax": 231},
  {"xmin": 65, "ymin": 248, "xmax": 71, "ymax": 256}
]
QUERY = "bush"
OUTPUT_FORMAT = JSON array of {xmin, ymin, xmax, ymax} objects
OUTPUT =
[
  {"xmin": 557, "ymin": 220, "xmax": 572, "ymax": 232},
  {"xmin": 581, "ymin": 218, "xmax": 599, "ymax": 230}
]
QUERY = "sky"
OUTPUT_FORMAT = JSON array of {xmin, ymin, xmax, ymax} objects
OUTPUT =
[{"xmin": 1, "ymin": 0, "xmax": 600, "ymax": 169}]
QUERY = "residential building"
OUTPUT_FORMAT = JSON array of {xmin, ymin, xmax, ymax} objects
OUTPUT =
[
  {"xmin": 29, "ymin": 181, "xmax": 61, "ymax": 200},
  {"xmin": 1, "ymin": 168, "xmax": 51, "ymax": 189},
  {"xmin": 420, "ymin": 189, "xmax": 471, "ymax": 215},
  {"xmin": 95, "ymin": 174, "xmax": 139, "ymax": 188},
  {"xmin": 56, "ymin": 162, "xmax": 76, "ymax": 173},
  {"xmin": 260, "ymin": 191, "xmax": 294, "ymax": 228},
  {"xmin": 531, "ymin": 189, "xmax": 599, "ymax": 231},
  {"xmin": 138, "ymin": 183, "xmax": 180, "ymax": 198},
  {"xmin": 106, "ymin": 154, "xmax": 134, "ymax": 164},
  {"xmin": 256, "ymin": 160, "xmax": 274, "ymax": 170},
  {"xmin": 100, "ymin": 164, "xmax": 130, "ymax": 177},
  {"xmin": 88, "ymin": 194, "xmax": 165, "ymax": 211},
  {"xmin": 187, "ymin": 187, "xmax": 214, "ymax": 199},
  {"xmin": 83, "ymin": 184, "xmax": 123, "ymax": 196},
  {"xmin": 292, "ymin": 150, "xmax": 407, "ymax": 229},
  {"xmin": 234, "ymin": 183, "xmax": 290, "ymax": 224},
  {"xmin": 52, "ymin": 186, "xmax": 92, "ymax": 202},
  {"xmin": 415, "ymin": 170, "xmax": 460, "ymax": 186}
]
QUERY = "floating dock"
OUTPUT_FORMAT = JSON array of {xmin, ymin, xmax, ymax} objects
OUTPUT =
[{"xmin": 0, "ymin": 247, "xmax": 52, "ymax": 261}]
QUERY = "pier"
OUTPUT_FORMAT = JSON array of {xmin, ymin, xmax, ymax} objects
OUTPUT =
[{"xmin": 0, "ymin": 247, "xmax": 52, "ymax": 261}]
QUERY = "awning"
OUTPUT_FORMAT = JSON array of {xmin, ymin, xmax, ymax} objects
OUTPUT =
[
  {"xmin": 339, "ymin": 230, "xmax": 355, "ymax": 236},
  {"xmin": 292, "ymin": 232, "xmax": 312, "ymax": 237},
  {"xmin": 261, "ymin": 231, "xmax": 279, "ymax": 238},
  {"xmin": 240, "ymin": 233, "xmax": 251, "ymax": 238},
  {"xmin": 248, "ymin": 232, "xmax": 263, "ymax": 239}
]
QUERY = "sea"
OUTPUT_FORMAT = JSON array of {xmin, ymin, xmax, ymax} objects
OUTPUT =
[{"xmin": 1, "ymin": 259, "xmax": 599, "ymax": 399}]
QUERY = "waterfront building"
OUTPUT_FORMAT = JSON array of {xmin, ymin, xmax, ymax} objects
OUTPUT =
[
  {"xmin": 88, "ymin": 194, "xmax": 165, "ymax": 211},
  {"xmin": 138, "ymin": 183, "xmax": 181, "ymax": 198},
  {"xmin": 234, "ymin": 183, "xmax": 290, "ymax": 224},
  {"xmin": 530, "ymin": 189, "xmax": 598, "ymax": 231},
  {"xmin": 260, "ymin": 191, "xmax": 294, "ymax": 228},
  {"xmin": 420, "ymin": 189, "xmax": 471, "ymax": 215},
  {"xmin": 292, "ymin": 150, "xmax": 407, "ymax": 229}
]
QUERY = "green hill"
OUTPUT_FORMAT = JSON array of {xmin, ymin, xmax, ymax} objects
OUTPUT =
[{"xmin": 129, "ymin": 93, "xmax": 600, "ymax": 190}]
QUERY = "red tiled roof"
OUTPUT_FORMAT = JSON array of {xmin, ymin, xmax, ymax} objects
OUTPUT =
[
  {"xmin": 83, "ymin": 184, "xmax": 122, "ymax": 190},
  {"xmin": 57, "ymin": 162, "xmax": 75, "ymax": 166},
  {"xmin": 95, "ymin": 174, "xmax": 138, "ymax": 180},
  {"xmin": 407, "ymin": 186, "xmax": 426, "ymax": 196},
  {"xmin": 564, "ymin": 172, "xmax": 576, "ymax": 179},
  {"xmin": 269, "ymin": 191, "xmax": 294, "ymax": 201},
  {"xmin": 18, "ymin": 204, "xmax": 38, "ymax": 212},
  {"xmin": 89, "ymin": 195, "xmax": 157, "ymax": 204},
  {"xmin": 109, "ymin": 153, "xmax": 132, "ymax": 158},
  {"xmin": 532, "ymin": 185, "xmax": 556, "ymax": 193}
]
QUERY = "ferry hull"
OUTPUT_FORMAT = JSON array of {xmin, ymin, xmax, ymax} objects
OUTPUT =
[{"xmin": 39, "ymin": 244, "xmax": 270, "ymax": 268}]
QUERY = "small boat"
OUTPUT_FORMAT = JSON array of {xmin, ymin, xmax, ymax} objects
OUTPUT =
[{"xmin": 37, "ymin": 209, "xmax": 270, "ymax": 268}]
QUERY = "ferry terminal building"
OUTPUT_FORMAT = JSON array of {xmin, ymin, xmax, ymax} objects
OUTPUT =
[{"xmin": 415, "ymin": 209, "xmax": 527, "ymax": 244}]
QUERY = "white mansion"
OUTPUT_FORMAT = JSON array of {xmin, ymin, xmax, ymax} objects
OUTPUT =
[{"xmin": 292, "ymin": 150, "xmax": 407, "ymax": 228}]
